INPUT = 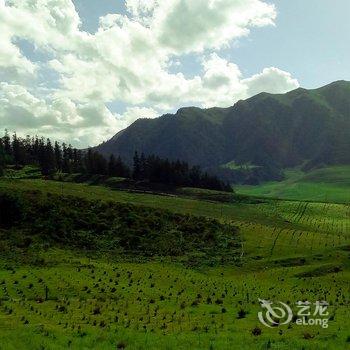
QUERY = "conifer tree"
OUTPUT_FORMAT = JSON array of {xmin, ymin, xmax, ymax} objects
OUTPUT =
[
  {"xmin": 133, "ymin": 151, "xmax": 141, "ymax": 180},
  {"xmin": 54, "ymin": 141, "xmax": 62, "ymax": 171},
  {"xmin": 39, "ymin": 139, "xmax": 56, "ymax": 176}
]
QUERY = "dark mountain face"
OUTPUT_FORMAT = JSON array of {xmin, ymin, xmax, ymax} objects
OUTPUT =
[
  {"xmin": 95, "ymin": 81, "xmax": 350, "ymax": 182},
  {"xmin": 96, "ymin": 107, "xmax": 229, "ymax": 168}
]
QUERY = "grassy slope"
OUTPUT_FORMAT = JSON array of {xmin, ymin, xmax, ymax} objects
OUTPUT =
[
  {"xmin": 236, "ymin": 166, "xmax": 350, "ymax": 203},
  {"xmin": 0, "ymin": 177, "xmax": 349, "ymax": 349},
  {"xmin": 0, "ymin": 178, "xmax": 285, "ymax": 228}
]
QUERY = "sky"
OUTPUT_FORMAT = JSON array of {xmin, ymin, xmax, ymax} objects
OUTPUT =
[{"xmin": 0, "ymin": 0, "xmax": 349, "ymax": 147}]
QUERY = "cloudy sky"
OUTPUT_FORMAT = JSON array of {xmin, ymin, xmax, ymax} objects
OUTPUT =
[{"xmin": 1, "ymin": 0, "xmax": 349, "ymax": 147}]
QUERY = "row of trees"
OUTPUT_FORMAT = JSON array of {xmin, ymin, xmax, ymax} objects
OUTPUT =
[
  {"xmin": 133, "ymin": 153, "xmax": 231, "ymax": 191},
  {"xmin": 0, "ymin": 131, "xmax": 231, "ymax": 192},
  {"xmin": 0, "ymin": 131, "xmax": 129, "ymax": 177}
]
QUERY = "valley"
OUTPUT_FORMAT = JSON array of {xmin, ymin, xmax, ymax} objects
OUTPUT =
[{"xmin": 0, "ymin": 176, "xmax": 349, "ymax": 349}]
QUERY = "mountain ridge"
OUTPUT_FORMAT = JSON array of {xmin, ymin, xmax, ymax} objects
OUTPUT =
[{"xmin": 95, "ymin": 81, "xmax": 350, "ymax": 183}]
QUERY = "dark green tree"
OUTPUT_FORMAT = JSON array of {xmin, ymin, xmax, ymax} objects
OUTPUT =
[
  {"xmin": 39, "ymin": 139, "xmax": 56, "ymax": 176},
  {"xmin": 0, "ymin": 142, "xmax": 5, "ymax": 176},
  {"xmin": 62, "ymin": 143, "xmax": 71, "ymax": 173},
  {"xmin": 133, "ymin": 151, "xmax": 141, "ymax": 180},
  {"xmin": 2, "ymin": 130, "xmax": 11, "ymax": 157},
  {"xmin": 108, "ymin": 154, "xmax": 117, "ymax": 177},
  {"xmin": 54, "ymin": 141, "xmax": 62, "ymax": 171}
]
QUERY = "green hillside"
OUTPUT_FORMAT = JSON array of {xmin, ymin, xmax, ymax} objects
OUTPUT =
[
  {"xmin": 0, "ymin": 189, "xmax": 240, "ymax": 263},
  {"xmin": 0, "ymin": 176, "xmax": 349, "ymax": 349},
  {"xmin": 236, "ymin": 166, "xmax": 350, "ymax": 203}
]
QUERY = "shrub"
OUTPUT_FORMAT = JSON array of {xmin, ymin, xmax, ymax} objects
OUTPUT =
[
  {"xmin": 237, "ymin": 309, "xmax": 247, "ymax": 319},
  {"xmin": 252, "ymin": 327, "xmax": 262, "ymax": 336},
  {"xmin": 0, "ymin": 193, "xmax": 23, "ymax": 228}
]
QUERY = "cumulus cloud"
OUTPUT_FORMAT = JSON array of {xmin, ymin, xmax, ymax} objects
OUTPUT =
[
  {"xmin": 243, "ymin": 67, "xmax": 300, "ymax": 96},
  {"xmin": 115, "ymin": 107, "xmax": 159, "ymax": 131},
  {"xmin": 151, "ymin": 0, "xmax": 276, "ymax": 53},
  {"xmin": 0, "ymin": 0, "xmax": 299, "ymax": 146},
  {"xmin": 0, "ymin": 82, "xmax": 120, "ymax": 146},
  {"xmin": 171, "ymin": 54, "xmax": 298, "ymax": 108},
  {"xmin": 198, "ymin": 54, "xmax": 246, "ymax": 107}
]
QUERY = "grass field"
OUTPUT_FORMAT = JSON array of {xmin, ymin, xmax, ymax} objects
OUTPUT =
[
  {"xmin": 236, "ymin": 166, "xmax": 350, "ymax": 204},
  {"xmin": 0, "ymin": 176, "xmax": 349, "ymax": 349}
]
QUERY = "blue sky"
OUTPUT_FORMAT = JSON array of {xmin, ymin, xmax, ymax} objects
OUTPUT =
[
  {"xmin": 0, "ymin": 0, "xmax": 349, "ymax": 147},
  {"xmin": 234, "ymin": 0, "xmax": 350, "ymax": 87}
]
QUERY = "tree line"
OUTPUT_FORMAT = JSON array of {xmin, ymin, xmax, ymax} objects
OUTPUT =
[
  {"xmin": 0, "ymin": 131, "xmax": 231, "ymax": 192},
  {"xmin": 132, "ymin": 153, "xmax": 231, "ymax": 191}
]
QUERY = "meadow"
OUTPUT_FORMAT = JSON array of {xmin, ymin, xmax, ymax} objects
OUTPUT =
[
  {"xmin": 236, "ymin": 166, "xmax": 350, "ymax": 204},
  {"xmin": 0, "ymin": 176, "xmax": 349, "ymax": 349}
]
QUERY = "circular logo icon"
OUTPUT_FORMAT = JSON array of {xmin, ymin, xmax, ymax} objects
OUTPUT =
[{"xmin": 258, "ymin": 299, "xmax": 293, "ymax": 328}]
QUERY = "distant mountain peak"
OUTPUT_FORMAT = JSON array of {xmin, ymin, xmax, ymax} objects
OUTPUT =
[{"xmin": 94, "ymin": 81, "xmax": 350, "ymax": 181}]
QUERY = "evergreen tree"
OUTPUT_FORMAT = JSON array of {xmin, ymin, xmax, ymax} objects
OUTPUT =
[
  {"xmin": 85, "ymin": 148, "xmax": 94, "ymax": 174},
  {"xmin": 0, "ymin": 142, "xmax": 5, "ymax": 176},
  {"xmin": 94, "ymin": 152, "xmax": 107, "ymax": 175},
  {"xmin": 12, "ymin": 133, "xmax": 22, "ymax": 167},
  {"xmin": 62, "ymin": 143, "xmax": 71, "ymax": 173},
  {"xmin": 108, "ymin": 154, "xmax": 117, "ymax": 177},
  {"xmin": 54, "ymin": 141, "xmax": 62, "ymax": 171},
  {"xmin": 24, "ymin": 135, "xmax": 35, "ymax": 164},
  {"xmin": 39, "ymin": 139, "xmax": 56, "ymax": 176},
  {"xmin": 116, "ymin": 156, "xmax": 130, "ymax": 178},
  {"xmin": 72, "ymin": 148, "xmax": 83, "ymax": 173},
  {"xmin": 139, "ymin": 153, "xmax": 147, "ymax": 180},
  {"xmin": 133, "ymin": 151, "xmax": 141, "ymax": 180},
  {"xmin": 3, "ymin": 130, "xmax": 11, "ymax": 157},
  {"xmin": 33, "ymin": 136, "xmax": 40, "ymax": 161}
]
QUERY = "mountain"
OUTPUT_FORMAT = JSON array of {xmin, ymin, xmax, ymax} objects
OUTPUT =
[{"xmin": 95, "ymin": 81, "xmax": 350, "ymax": 183}]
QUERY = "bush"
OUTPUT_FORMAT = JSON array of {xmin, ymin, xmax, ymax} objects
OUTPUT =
[
  {"xmin": 252, "ymin": 327, "xmax": 262, "ymax": 336},
  {"xmin": 0, "ymin": 193, "xmax": 23, "ymax": 228}
]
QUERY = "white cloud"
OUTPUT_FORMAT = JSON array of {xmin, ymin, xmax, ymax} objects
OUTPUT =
[
  {"xmin": 0, "ymin": 0, "xmax": 299, "ymax": 147},
  {"xmin": 0, "ymin": 26, "xmax": 37, "ymax": 78},
  {"xmin": 125, "ymin": 0, "xmax": 158, "ymax": 22},
  {"xmin": 114, "ymin": 107, "xmax": 159, "ymax": 131},
  {"xmin": 198, "ymin": 53, "xmax": 246, "ymax": 107},
  {"xmin": 0, "ymin": 82, "xmax": 120, "ymax": 146},
  {"xmin": 243, "ymin": 67, "xmax": 300, "ymax": 96},
  {"xmin": 174, "ymin": 55, "xmax": 299, "ymax": 108},
  {"xmin": 151, "ymin": 0, "xmax": 276, "ymax": 53}
]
